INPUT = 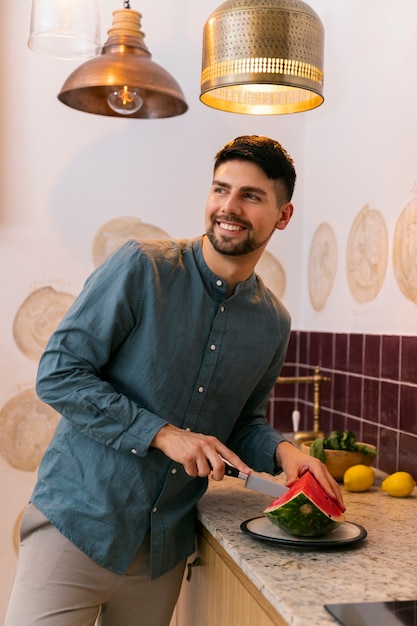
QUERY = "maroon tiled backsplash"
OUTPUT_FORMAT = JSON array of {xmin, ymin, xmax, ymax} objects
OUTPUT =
[{"xmin": 268, "ymin": 331, "xmax": 417, "ymax": 477}]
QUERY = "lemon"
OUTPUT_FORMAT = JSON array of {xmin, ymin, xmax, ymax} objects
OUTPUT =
[
  {"xmin": 343, "ymin": 464, "xmax": 375, "ymax": 492},
  {"xmin": 381, "ymin": 471, "xmax": 416, "ymax": 497}
]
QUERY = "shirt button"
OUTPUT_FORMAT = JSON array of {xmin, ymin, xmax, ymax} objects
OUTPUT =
[
  {"xmin": 210, "ymin": 344, "xmax": 216, "ymax": 351},
  {"xmin": 220, "ymin": 306, "xmax": 225, "ymax": 312},
  {"xmin": 131, "ymin": 448, "xmax": 138, "ymax": 455},
  {"xmin": 198, "ymin": 386, "xmax": 204, "ymax": 393},
  {"xmin": 152, "ymin": 506, "xmax": 158, "ymax": 513},
  {"xmin": 171, "ymin": 468, "xmax": 177, "ymax": 475},
  {"xmin": 185, "ymin": 427, "xmax": 191, "ymax": 431},
  {"xmin": 216, "ymin": 279, "xmax": 222, "ymax": 286}
]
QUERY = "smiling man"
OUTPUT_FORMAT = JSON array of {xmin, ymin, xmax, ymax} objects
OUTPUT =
[
  {"xmin": 203, "ymin": 140, "xmax": 294, "ymax": 296},
  {"xmin": 6, "ymin": 136, "xmax": 344, "ymax": 626}
]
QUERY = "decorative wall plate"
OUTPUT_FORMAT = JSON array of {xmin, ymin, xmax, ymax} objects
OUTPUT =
[
  {"xmin": 0, "ymin": 388, "xmax": 59, "ymax": 471},
  {"xmin": 13, "ymin": 509, "xmax": 24, "ymax": 554},
  {"xmin": 346, "ymin": 205, "xmax": 388, "ymax": 303},
  {"xmin": 13, "ymin": 286, "xmax": 75, "ymax": 361},
  {"xmin": 393, "ymin": 197, "xmax": 417, "ymax": 305},
  {"xmin": 255, "ymin": 249, "xmax": 286, "ymax": 299},
  {"xmin": 92, "ymin": 216, "xmax": 170, "ymax": 267},
  {"xmin": 308, "ymin": 222, "xmax": 338, "ymax": 311}
]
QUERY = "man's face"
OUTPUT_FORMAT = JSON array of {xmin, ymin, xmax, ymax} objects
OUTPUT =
[{"xmin": 205, "ymin": 160, "xmax": 292, "ymax": 257}]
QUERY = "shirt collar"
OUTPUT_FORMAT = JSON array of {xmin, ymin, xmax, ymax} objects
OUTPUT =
[{"xmin": 191, "ymin": 236, "xmax": 257, "ymax": 301}]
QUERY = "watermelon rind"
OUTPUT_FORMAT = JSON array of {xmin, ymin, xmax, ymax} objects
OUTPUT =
[{"xmin": 263, "ymin": 471, "xmax": 345, "ymax": 537}]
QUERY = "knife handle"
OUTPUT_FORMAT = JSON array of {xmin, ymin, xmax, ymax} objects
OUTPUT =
[
  {"xmin": 224, "ymin": 461, "xmax": 240, "ymax": 478},
  {"xmin": 213, "ymin": 457, "xmax": 247, "ymax": 480}
]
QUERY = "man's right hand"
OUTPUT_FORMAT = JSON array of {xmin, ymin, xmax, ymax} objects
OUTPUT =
[{"xmin": 150, "ymin": 423, "xmax": 252, "ymax": 481}]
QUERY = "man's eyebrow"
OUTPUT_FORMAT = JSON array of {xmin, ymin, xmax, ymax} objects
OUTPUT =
[
  {"xmin": 212, "ymin": 179, "xmax": 230, "ymax": 188},
  {"xmin": 212, "ymin": 179, "xmax": 267, "ymax": 196},
  {"xmin": 240, "ymin": 185, "xmax": 267, "ymax": 196}
]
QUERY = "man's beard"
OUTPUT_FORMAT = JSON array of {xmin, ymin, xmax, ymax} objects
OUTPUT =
[{"xmin": 206, "ymin": 218, "xmax": 276, "ymax": 257}]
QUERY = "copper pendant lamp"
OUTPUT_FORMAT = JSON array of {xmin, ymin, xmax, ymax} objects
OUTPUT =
[
  {"xmin": 58, "ymin": 3, "xmax": 188, "ymax": 118},
  {"xmin": 200, "ymin": 0, "xmax": 325, "ymax": 115}
]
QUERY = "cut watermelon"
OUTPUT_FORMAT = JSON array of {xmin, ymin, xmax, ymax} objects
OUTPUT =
[{"xmin": 264, "ymin": 471, "xmax": 345, "ymax": 537}]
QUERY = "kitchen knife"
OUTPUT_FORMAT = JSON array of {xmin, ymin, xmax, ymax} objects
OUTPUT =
[{"xmin": 223, "ymin": 461, "xmax": 288, "ymax": 499}]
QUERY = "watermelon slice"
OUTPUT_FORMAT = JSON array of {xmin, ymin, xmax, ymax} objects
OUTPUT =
[{"xmin": 263, "ymin": 471, "xmax": 345, "ymax": 537}]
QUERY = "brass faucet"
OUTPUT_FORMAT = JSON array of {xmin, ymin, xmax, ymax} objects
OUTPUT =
[{"xmin": 276, "ymin": 365, "xmax": 330, "ymax": 443}]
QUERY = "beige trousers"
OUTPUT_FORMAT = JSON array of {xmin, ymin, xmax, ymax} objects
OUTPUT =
[{"xmin": 5, "ymin": 504, "xmax": 186, "ymax": 626}]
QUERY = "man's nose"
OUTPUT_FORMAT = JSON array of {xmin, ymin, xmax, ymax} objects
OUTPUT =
[{"xmin": 221, "ymin": 191, "xmax": 242, "ymax": 214}]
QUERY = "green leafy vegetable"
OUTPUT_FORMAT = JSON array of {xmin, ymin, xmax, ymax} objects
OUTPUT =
[
  {"xmin": 355, "ymin": 442, "xmax": 378, "ymax": 456},
  {"xmin": 309, "ymin": 437, "xmax": 325, "ymax": 463},
  {"xmin": 308, "ymin": 430, "xmax": 377, "ymax": 460}
]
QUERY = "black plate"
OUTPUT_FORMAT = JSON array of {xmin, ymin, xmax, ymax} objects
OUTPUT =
[
  {"xmin": 240, "ymin": 516, "xmax": 367, "ymax": 548},
  {"xmin": 325, "ymin": 600, "xmax": 417, "ymax": 626}
]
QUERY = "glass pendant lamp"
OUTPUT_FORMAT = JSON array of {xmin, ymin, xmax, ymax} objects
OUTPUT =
[{"xmin": 28, "ymin": 0, "xmax": 101, "ymax": 60}]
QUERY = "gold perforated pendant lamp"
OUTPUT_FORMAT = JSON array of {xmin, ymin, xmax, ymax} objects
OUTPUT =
[
  {"xmin": 200, "ymin": 0, "xmax": 324, "ymax": 115},
  {"xmin": 58, "ymin": 7, "xmax": 188, "ymax": 118}
]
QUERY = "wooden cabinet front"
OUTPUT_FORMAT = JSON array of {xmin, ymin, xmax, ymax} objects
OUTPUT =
[{"xmin": 170, "ymin": 524, "xmax": 287, "ymax": 626}]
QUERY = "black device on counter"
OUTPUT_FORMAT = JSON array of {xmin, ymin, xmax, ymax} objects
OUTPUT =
[{"xmin": 325, "ymin": 600, "xmax": 417, "ymax": 626}]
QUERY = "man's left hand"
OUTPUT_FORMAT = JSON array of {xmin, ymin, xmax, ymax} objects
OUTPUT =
[{"xmin": 275, "ymin": 441, "xmax": 346, "ymax": 511}]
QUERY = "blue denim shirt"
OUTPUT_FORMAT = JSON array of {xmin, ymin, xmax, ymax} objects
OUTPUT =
[{"xmin": 33, "ymin": 237, "xmax": 291, "ymax": 578}]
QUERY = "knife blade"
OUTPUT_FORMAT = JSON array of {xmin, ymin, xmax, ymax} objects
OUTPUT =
[{"xmin": 223, "ymin": 461, "xmax": 288, "ymax": 499}]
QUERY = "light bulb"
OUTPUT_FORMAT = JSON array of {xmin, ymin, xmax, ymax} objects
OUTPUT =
[{"xmin": 107, "ymin": 85, "xmax": 144, "ymax": 115}]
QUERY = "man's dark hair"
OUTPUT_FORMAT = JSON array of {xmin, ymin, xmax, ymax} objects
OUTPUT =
[{"xmin": 214, "ymin": 135, "xmax": 296, "ymax": 201}]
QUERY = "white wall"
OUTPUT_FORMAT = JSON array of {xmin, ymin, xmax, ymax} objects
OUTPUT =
[
  {"xmin": 302, "ymin": 1, "xmax": 417, "ymax": 333},
  {"xmin": 1, "ymin": 0, "xmax": 417, "ymax": 618}
]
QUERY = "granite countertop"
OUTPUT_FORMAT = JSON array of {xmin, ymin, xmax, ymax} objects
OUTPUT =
[{"xmin": 197, "ymin": 471, "xmax": 417, "ymax": 626}]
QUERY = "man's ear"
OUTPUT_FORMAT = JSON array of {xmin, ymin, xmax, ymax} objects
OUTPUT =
[{"xmin": 276, "ymin": 202, "xmax": 294, "ymax": 231}]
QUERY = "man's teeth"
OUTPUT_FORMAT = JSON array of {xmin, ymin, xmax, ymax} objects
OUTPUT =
[{"xmin": 219, "ymin": 222, "xmax": 243, "ymax": 231}]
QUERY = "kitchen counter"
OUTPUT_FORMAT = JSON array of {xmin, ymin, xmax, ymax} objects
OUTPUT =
[{"xmin": 195, "ymin": 471, "xmax": 416, "ymax": 626}]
